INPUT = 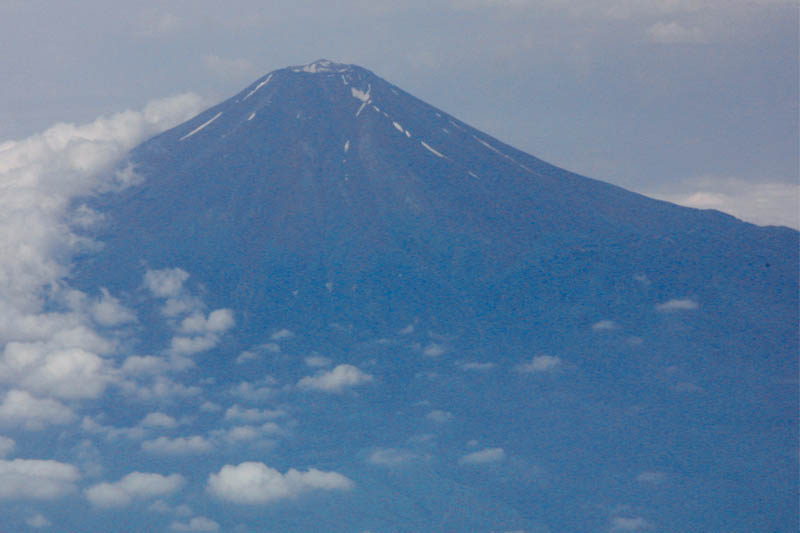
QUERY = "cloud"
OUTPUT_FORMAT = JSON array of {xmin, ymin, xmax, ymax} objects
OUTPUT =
[
  {"xmin": 516, "ymin": 355, "xmax": 562, "ymax": 373},
  {"xmin": 366, "ymin": 448, "xmax": 417, "ymax": 467},
  {"xmin": 655, "ymin": 298, "xmax": 698, "ymax": 312},
  {"xmin": 592, "ymin": 320, "xmax": 617, "ymax": 331},
  {"xmin": 459, "ymin": 447, "xmax": 505, "ymax": 465},
  {"xmin": 230, "ymin": 378, "xmax": 277, "ymax": 402},
  {"xmin": 270, "ymin": 329, "xmax": 294, "ymax": 341},
  {"xmin": 148, "ymin": 499, "xmax": 193, "ymax": 516},
  {"xmin": 141, "ymin": 436, "xmax": 212, "ymax": 455},
  {"xmin": 457, "ymin": 361, "xmax": 496, "ymax": 371},
  {"xmin": 649, "ymin": 177, "xmax": 800, "ymax": 229},
  {"xmin": 170, "ymin": 516, "xmax": 221, "ymax": 532},
  {"xmin": 426, "ymin": 410, "xmax": 453, "ymax": 423},
  {"xmin": 297, "ymin": 364, "xmax": 374, "ymax": 393},
  {"xmin": 0, "ymin": 435, "xmax": 14, "ymax": 457},
  {"xmin": 224, "ymin": 405, "xmax": 286, "ymax": 423},
  {"xmin": 26, "ymin": 514, "xmax": 52, "ymax": 528},
  {"xmin": 422, "ymin": 343, "xmax": 447, "ymax": 357},
  {"xmin": 85, "ymin": 472, "xmax": 185, "ymax": 508},
  {"xmin": 611, "ymin": 516, "xmax": 653, "ymax": 531},
  {"xmin": 203, "ymin": 54, "xmax": 254, "ymax": 79},
  {"xmin": 143, "ymin": 268, "xmax": 190, "ymax": 299},
  {"xmin": 140, "ymin": 412, "xmax": 178, "ymax": 428},
  {"xmin": 207, "ymin": 462, "xmax": 353, "ymax": 504},
  {"xmin": 0, "ymin": 389, "xmax": 75, "ymax": 430},
  {"xmin": 91, "ymin": 288, "xmax": 136, "ymax": 327},
  {"xmin": 647, "ymin": 21, "xmax": 707, "ymax": 43},
  {"xmin": 210, "ymin": 423, "xmax": 282, "ymax": 445},
  {"xmin": 0, "ymin": 459, "xmax": 80, "ymax": 499},
  {"xmin": 178, "ymin": 309, "xmax": 235, "ymax": 335},
  {"xmin": 304, "ymin": 355, "xmax": 332, "ymax": 368}
]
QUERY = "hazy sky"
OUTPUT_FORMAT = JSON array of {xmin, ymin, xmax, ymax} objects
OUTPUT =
[{"xmin": 1, "ymin": 0, "xmax": 797, "ymax": 227}]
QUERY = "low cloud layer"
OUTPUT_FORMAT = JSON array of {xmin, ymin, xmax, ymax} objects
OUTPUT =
[{"xmin": 85, "ymin": 472, "xmax": 185, "ymax": 508}]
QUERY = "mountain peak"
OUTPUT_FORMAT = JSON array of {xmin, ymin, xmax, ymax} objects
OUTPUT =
[{"xmin": 288, "ymin": 58, "xmax": 354, "ymax": 74}]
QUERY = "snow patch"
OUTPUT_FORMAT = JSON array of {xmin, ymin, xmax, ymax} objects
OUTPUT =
[
  {"xmin": 344, "ymin": 140, "xmax": 350, "ymax": 153},
  {"xmin": 292, "ymin": 59, "xmax": 350, "ymax": 74},
  {"xmin": 247, "ymin": 112, "xmax": 256, "ymax": 121},
  {"xmin": 393, "ymin": 122, "xmax": 404, "ymax": 133},
  {"xmin": 351, "ymin": 86, "xmax": 371, "ymax": 103},
  {"xmin": 180, "ymin": 112, "xmax": 222, "ymax": 141},
  {"xmin": 420, "ymin": 141, "xmax": 445, "ymax": 158},
  {"xmin": 472, "ymin": 135, "xmax": 536, "ymax": 174},
  {"xmin": 468, "ymin": 171, "xmax": 479, "ymax": 178},
  {"xmin": 243, "ymin": 74, "xmax": 272, "ymax": 101}
]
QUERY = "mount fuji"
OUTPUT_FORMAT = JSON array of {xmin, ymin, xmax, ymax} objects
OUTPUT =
[{"xmin": 2, "ymin": 60, "xmax": 797, "ymax": 532}]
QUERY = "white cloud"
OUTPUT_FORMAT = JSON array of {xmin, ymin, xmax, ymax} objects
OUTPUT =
[
  {"xmin": 85, "ymin": 472, "xmax": 185, "ymax": 508},
  {"xmin": 0, "ymin": 435, "xmax": 14, "ymax": 457},
  {"xmin": 211, "ymin": 423, "xmax": 282, "ymax": 445},
  {"xmin": 270, "ymin": 329, "xmax": 294, "ymax": 341},
  {"xmin": 647, "ymin": 21, "xmax": 707, "ymax": 43},
  {"xmin": 366, "ymin": 448, "xmax": 417, "ymax": 467},
  {"xmin": 655, "ymin": 298, "xmax": 698, "ymax": 312},
  {"xmin": 203, "ymin": 54, "xmax": 253, "ymax": 79},
  {"xmin": 592, "ymin": 320, "xmax": 617, "ymax": 331},
  {"xmin": 516, "ymin": 355, "xmax": 562, "ymax": 373},
  {"xmin": 81, "ymin": 416, "xmax": 146, "ymax": 441},
  {"xmin": 140, "ymin": 412, "xmax": 178, "ymax": 428},
  {"xmin": 0, "ymin": 459, "xmax": 80, "ymax": 499},
  {"xmin": 304, "ymin": 355, "xmax": 332, "ymax": 368},
  {"xmin": 141, "ymin": 436, "xmax": 212, "ymax": 455},
  {"xmin": 0, "ymin": 389, "xmax": 75, "ymax": 430},
  {"xmin": 26, "ymin": 513, "xmax": 52, "ymax": 528},
  {"xmin": 91, "ymin": 288, "xmax": 136, "ymax": 327},
  {"xmin": 459, "ymin": 447, "xmax": 505, "ymax": 465},
  {"xmin": 149, "ymin": 499, "xmax": 193, "ymax": 516},
  {"xmin": 611, "ymin": 516, "xmax": 653, "ymax": 531},
  {"xmin": 426, "ymin": 410, "xmax": 453, "ymax": 423},
  {"xmin": 143, "ymin": 268, "xmax": 189, "ymax": 299},
  {"xmin": 170, "ymin": 335, "xmax": 218, "ymax": 356},
  {"xmin": 207, "ymin": 462, "xmax": 353, "ymax": 504},
  {"xmin": 649, "ymin": 177, "xmax": 800, "ymax": 229},
  {"xmin": 422, "ymin": 343, "xmax": 447, "ymax": 357},
  {"xmin": 230, "ymin": 378, "xmax": 277, "ymax": 402},
  {"xmin": 297, "ymin": 364, "xmax": 373, "ymax": 393},
  {"xmin": 179, "ymin": 309, "xmax": 234, "ymax": 334},
  {"xmin": 170, "ymin": 516, "xmax": 220, "ymax": 532},
  {"xmin": 121, "ymin": 355, "xmax": 170, "ymax": 376}
]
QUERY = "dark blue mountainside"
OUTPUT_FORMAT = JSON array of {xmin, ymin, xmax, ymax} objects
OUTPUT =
[{"xmin": 70, "ymin": 60, "xmax": 797, "ymax": 531}]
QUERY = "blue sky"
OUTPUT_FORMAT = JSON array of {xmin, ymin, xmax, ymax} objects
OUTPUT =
[{"xmin": 0, "ymin": 0, "xmax": 797, "ymax": 227}]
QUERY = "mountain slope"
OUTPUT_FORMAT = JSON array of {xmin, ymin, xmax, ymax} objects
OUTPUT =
[{"xmin": 54, "ymin": 60, "xmax": 800, "ymax": 531}]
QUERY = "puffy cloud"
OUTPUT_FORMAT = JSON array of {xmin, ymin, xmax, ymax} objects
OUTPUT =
[
  {"xmin": 141, "ymin": 436, "xmax": 212, "ymax": 455},
  {"xmin": 0, "ymin": 459, "xmax": 80, "ymax": 499},
  {"xmin": 170, "ymin": 516, "xmax": 221, "ymax": 531},
  {"xmin": 270, "ymin": 329, "xmax": 294, "ymax": 341},
  {"xmin": 592, "ymin": 320, "xmax": 617, "ymax": 331},
  {"xmin": 178, "ymin": 309, "xmax": 234, "ymax": 335},
  {"xmin": 121, "ymin": 355, "xmax": 170, "ymax": 376},
  {"xmin": 0, "ymin": 435, "xmax": 14, "ymax": 457},
  {"xmin": 649, "ymin": 177, "xmax": 799, "ymax": 229},
  {"xmin": 459, "ymin": 447, "xmax": 505, "ymax": 465},
  {"xmin": 0, "ymin": 389, "xmax": 75, "ymax": 430},
  {"xmin": 143, "ymin": 268, "xmax": 190, "ymax": 299},
  {"xmin": 297, "ymin": 364, "xmax": 374, "ymax": 393},
  {"xmin": 426, "ymin": 410, "xmax": 453, "ymax": 423},
  {"xmin": 140, "ymin": 412, "xmax": 178, "ymax": 428},
  {"xmin": 0, "ymin": 341, "xmax": 115, "ymax": 400},
  {"xmin": 516, "ymin": 355, "xmax": 562, "ymax": 373},
  {"xmin": 207, "ymin": 462, "xmax": 353, "ymax": 504},
  {"xmin": 211, "ymin": 423, "xmax": 282, "ymax": 445},
  {"xmin": 366, "ymin": 448, "xmax": 417, "ymax": 467},
  {"xmin": 90, "ymin": 288, "xmax": 136, "ymax": 327},
  {"xmin": 149, "ymin": 499, "xmax": 193, "ymax": 516},
  {"xmin": 169, "ymin": 335, "xmax": 218, "ymax": 356},
  {"xmin": 304, "ymin": 355, "xmax": 331, "ymax": 368},
  {"xmin": 231, "ymin": 378, "xmax": 277, "ymax": 402},
  {"xmin": 85, "ymin": 472, "xmax": 185, "ymax": 508},
  {"xmin": 611, "ymin": 516, "xmax": 653, "ymax": 531},
  {"xmin": 422, "ymin": 343, "xmax": 447, "ymax": 357},
  {"xmin": 81, "ymin": 416, "xmax": 146, "ymax": 441},
  {"xmin": 655, "ymin": 298, "xmax": 698, "ymax": 312},
  {"xmin": 26, "ymin": 514, "xmax": 52, "ymax": 528}
]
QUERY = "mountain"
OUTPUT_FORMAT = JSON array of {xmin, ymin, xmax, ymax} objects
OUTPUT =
[{"xmin": 13, "ymin": 60, "xmax": 799, "ymax": 531}]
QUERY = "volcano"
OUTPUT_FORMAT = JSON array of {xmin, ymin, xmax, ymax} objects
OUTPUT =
[{"xmin": 33, "ymin": 60, "xmax": 800, "ymax": 530}]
